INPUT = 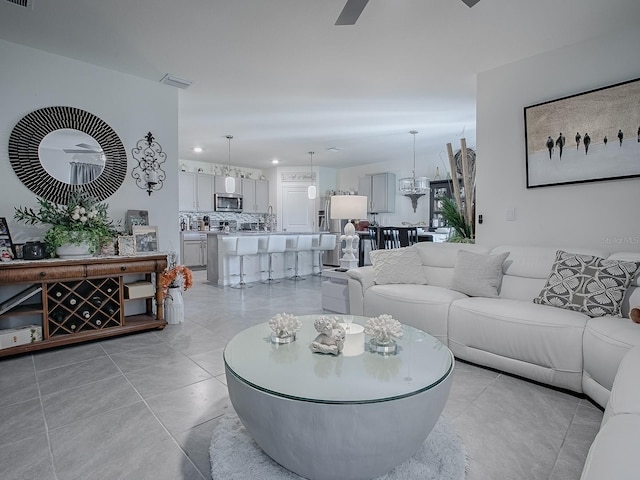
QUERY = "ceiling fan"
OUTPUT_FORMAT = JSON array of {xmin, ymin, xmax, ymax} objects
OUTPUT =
[
  {"xmin": 63, "ymin": 143, "xmax": 103, "ymax": 154},
  {"xmin": 335, "ymin": 0, "xmax": 480, "ymax": 26}
]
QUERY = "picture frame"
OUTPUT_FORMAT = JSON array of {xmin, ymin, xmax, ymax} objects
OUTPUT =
[
  {"xmin": 117, "ymin": 235, "xmax": 136, "ymax": 256},
  {"xmin": 524, "ymin": 77, "xmax": 640, "ymax": 188},
  {"xmin": 132, "ymin": 225, "xmax": 158, "ymax": 253},
  {"xmin": 125, "ymin": 209, "xmax": 149, "ymax": 234},
  {"xmin": 0, "ymin": 217, "xmax": 16, "ymax": 259}
]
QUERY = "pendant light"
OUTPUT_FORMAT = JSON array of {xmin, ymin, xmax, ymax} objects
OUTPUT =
[
  {"xmin": 225, "ymin": 135, "xmax": 235, "ymax": 193},
  {"xmin": 307, "ymin": 151, "xmax": 317, "ymax": 199},
  {"xmin": 398, "ymin": 130, "xmax": 430, "ymax": 212}
]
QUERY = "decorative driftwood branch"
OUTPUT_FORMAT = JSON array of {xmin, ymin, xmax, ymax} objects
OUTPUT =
[{"xmin": 446, "ymin": 138, "xmax": 476, "ymax": 238}]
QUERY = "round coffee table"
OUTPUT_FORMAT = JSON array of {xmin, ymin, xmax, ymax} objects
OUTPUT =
[{"xmin": 224, "ymin": 315, "xmax": 454, "ymax": 480}]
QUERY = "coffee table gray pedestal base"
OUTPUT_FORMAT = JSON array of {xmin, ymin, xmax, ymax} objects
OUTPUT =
[{"xmin": 226, "ymin": 366, "xmax": 453, "ymax": 480}]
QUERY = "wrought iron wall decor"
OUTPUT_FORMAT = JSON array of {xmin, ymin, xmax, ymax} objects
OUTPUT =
[
  {"xmin": 131, "ymin": 132, "xmax": 166, "ymax": 195},
  {"xmin": 8, "ymin": 106, "xmax": 127, "ymax": 204}
]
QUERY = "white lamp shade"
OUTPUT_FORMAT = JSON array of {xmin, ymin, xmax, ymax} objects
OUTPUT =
[
  {"xmin": 225, "ymin": 176, "xmax": 235, "ymax": 193},
  {"xmin": 307, "ymin": 185, "xmax": 317, "ymax": 199},
  {"xmin": 329, "ymin": 195, "xmax": 367, "ymax": 220}
]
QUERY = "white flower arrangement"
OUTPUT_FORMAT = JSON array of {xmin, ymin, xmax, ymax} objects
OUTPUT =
[
  {"xmin": 364, "ymin": 314, "xmax": 404, "ymax": 344},
  {"xmin": 268, "ymin": 313, "xmax": 302, "ymax": 338}
]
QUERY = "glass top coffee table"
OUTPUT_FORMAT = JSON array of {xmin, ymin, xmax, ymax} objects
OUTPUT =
[{"xmin": 224, "ymin": 315, "xmax": 454, "ymax": 480}]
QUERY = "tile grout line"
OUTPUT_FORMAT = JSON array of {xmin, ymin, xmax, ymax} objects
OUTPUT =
[
  {"xmin": 102, "ymin": 338, "xmax": 209, "ymax": 480},
  {"xmin": 32, "ymin": 353, "xmax": 61, "ymax": 480}
]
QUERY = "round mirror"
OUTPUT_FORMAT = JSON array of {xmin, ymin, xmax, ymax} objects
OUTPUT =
[
  {"xmin": 38, "ymin": 129, "xmax": 105, "ymax": 185},
  {"xmin": 9, "ymin": 106, "xmax": 127, "ymax": 204}
]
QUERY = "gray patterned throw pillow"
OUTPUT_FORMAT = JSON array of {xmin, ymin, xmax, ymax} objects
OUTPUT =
[{"xmin": 533, "ymin": 250, "xmax": 639, "ymax": 317}]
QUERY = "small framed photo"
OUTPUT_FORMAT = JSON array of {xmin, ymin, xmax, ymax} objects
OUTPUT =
[
  {"xmin": 125, "ymin": 210, "xmax": 149, "ymax": 234},
  {"xmin": 0, "ymin": 217, "xmax": 15, "ymax": 259},
  {"xmin": 132, "ymin": 225, "xmax": 158, "ymax": 253},
  {"xmin": 117, "ymin": 235, "xmax": 136, "ymax": 256}
]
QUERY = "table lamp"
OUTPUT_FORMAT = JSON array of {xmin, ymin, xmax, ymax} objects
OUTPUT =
[{"xmin": 330, "ymin": 195, "xmax": 368, "ymax": 270}]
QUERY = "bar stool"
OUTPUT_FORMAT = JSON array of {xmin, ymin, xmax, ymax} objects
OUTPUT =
[
  {"xmin": 285, "ymin": 235, "xmax": 313, "ymax": 281},
  {"xmin": 312, "ymin": 233, "xmax": 337, "ymax": 275},
  {"xmin": 258, "ymin": 235, "xmax": 287, "ymax": 284},
  {"xmin": 229, "ymin": 236, "xmax": 259, "ymax": 289}
]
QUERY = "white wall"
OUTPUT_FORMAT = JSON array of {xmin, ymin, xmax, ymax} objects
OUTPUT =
[
  {"xmin": 476, "ymin": 26, "xmax": 640, "ymax": 253},
  {"xmin": 0, "ymin": 39, "xmax": 180, "ymax": 256}
]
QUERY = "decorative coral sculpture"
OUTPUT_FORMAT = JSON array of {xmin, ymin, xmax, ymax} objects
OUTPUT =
[
  {"xmin": 365, "ymin": 314, "xmax": 404, "ymax": 345},
  {"xmin": 310, "ymin": 315, "xmax": 345, "ymax": 355},
  {"xmin": 268, "ymin": 313, "xmax": 302, "ymax": 339}
]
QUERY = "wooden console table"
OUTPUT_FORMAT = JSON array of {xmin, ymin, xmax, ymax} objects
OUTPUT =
[{"xmin": 0, "ymin": 254, "xmax": 168, "ymax": 357}]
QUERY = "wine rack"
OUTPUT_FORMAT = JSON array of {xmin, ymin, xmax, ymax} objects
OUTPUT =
[
  {"xmin": 0, "ymin": 254, "xmax": 168, "ymax": 357},
  {"xmin": 46, "ymin": 277, "xmax": 122, "ymax": 336}
]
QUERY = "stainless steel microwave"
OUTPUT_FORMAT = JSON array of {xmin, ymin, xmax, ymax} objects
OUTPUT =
[{"xmin": 214, "ymin": 193, "xmax": 243, "ymax": 212}]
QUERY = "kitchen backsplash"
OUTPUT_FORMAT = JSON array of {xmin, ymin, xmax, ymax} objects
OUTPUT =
[{"xmin": 179, "ymin": 211, "xmax": 275, "ymax": 231}]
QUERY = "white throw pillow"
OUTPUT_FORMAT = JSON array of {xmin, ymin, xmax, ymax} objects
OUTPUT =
[
  {"xmin": 370, "ymin": 246, "xmax": 426, "ymax": 285},
  {"xmin": 449, "ymin": 250, "xmax": 510, "ymax": 297}
]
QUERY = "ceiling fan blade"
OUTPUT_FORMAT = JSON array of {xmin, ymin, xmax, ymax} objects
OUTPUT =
[
  {"xmin": 335, "ymin": 0, "xmax": 370, "ymax": 25},
  {"xmin": 461, "ymin": 0, "xmax": 481, "ymax": 7}
]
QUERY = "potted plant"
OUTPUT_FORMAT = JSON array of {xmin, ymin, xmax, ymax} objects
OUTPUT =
[
  {"xmin": 159, "ymin": 253, "xmax": 193, "ymax": 324},
  {"xmin": 14, "ymin": 193, "xmax": 118, "ymax": 258},
  {"xmin": 439, "ymin": 197, "xmax": 474, "ymax": 243}
]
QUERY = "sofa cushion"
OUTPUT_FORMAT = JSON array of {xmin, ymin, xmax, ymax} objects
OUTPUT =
[
  {"xmin": 362, "ymin": 284, "xmax": 467, "ymax": 344},
  {"xmin": 602, "ymin": 346, "xmax": 640, "ymax": 426},
  {"xmin": 448, "ymin": 297, "xmax": 588, "ymax": 392},
  {"xmin": 580, "ymin": 414, "xmax": 640, "ymax": 480},
  {"xmin": 449, "ymin": 250, "xmax": 509, "ymax": 297},
  {"xmin": 369, "ymin": 246, "xmax": 426, "ymax": 285},
  {"xmin": 533, "ymin": 250, "xmax": 639, "ymax": 317},
  {"xmin": 581, "ymin": 316, "xmax": 640, "ymax": 406}
]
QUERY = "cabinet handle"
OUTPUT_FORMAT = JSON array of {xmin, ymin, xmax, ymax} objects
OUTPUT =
[
  {"xmin": 120, "ymin": 266, "xmax": 127, "ymax": 271},
  {"xmin": 40, "ymin": 271, "xmax": 46, "ymax": 277}
]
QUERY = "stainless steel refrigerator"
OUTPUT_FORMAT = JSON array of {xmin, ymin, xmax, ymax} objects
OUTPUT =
[{"xmin": 319, "ymin": 197, "xmax": 346, "ymax": 267}]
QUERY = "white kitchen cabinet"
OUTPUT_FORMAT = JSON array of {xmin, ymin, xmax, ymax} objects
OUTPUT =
[
  {"xmin": 196, "ymin": 174, "xmax": 215, "ymax": 211},
  {"xmin": 241, "ymin": 178, "xmax": 269, "ymax": 213},
  {"xmin": 214, "ymin": 175, "xmax": 242, "ymax": 195},
  {"xmin": 179, "ymin": 172, "xmax": 197, "ymax": 211},
  {"xmin": 181, "ymin": 234, "xmax": 207, "ymax": 267},
  {"xmin": 358, "ymin": 173, "xmax": 396, "ymax": 213},
  {"xmin": 179, "ymin": 172, "xmax": 215, "ymax": 211}
]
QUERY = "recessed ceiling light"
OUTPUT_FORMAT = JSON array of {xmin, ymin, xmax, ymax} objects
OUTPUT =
[
  {"xmin": 193, "ymin": 147, "xmax": 203, "ymax": 153},
  {"xmin": 272, "ymin": 159, "xmax": 279, "ymax": 164}
]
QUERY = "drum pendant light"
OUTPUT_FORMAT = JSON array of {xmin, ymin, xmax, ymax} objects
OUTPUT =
[
  {"xmin": 307, "ymin": 151, "xmax": 317, "ymax": 199},
  {"xmin": 225, "ymin": 135, "xmax": 235, "ymax": 193}
]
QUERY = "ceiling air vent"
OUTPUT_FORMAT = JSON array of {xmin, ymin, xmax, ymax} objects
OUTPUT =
[
  {"xmin": 160, "ymin": 74, "xmax": 193, "ymax": 89},
  {"xmin": 5, "ymin": 0, "xmax": 33, "ymax": 8}
]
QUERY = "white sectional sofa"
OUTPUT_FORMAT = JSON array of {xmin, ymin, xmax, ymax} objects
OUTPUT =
[{"xmin": 346, "ymin": 242, "xmax": 640, "ymax": 480}]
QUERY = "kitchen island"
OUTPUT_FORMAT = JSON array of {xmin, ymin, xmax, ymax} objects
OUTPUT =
[{"xmin": 206, "ymin": 232, "xmax": 322, "ymax": 286}]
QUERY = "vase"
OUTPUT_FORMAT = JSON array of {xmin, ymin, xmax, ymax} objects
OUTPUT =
[
  {"xmin": 164, "ymin": 287, "xmax": 184, "ymax": 325},
  {"xmin": 56, "ymin": 242, "xmax": 93, "ymax": 259},
  {"xmin": 271, "ymin": 333, "xmax": 296, "ymax": 344},
  {"xmin": 369, "ymin": 338, "xmax": 397, "ymax": 355}
]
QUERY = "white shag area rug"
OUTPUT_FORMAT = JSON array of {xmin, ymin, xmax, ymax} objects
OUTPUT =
[{"xmin": 210, "ymin": 411, "xmax": 467, "ymax": 480}]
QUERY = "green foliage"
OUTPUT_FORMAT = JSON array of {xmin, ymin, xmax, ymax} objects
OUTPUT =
[
  {"xmin": 440, "ymin": 197, "xmax": 474, "ymax": 243},
  {"xmin": 14, "ymin": 193, "xmax": 118, "ymax": 257}
]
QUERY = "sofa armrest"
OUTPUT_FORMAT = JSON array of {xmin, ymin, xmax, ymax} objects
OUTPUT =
[{"xmin": 347, "ymin": 266, "xmax": 375, "ymax": 316}]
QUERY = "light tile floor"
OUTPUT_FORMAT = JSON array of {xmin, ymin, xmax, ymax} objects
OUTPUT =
[{"xmin": 0, "ymin": 270, "xmax": 602, "ymax": 480}]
